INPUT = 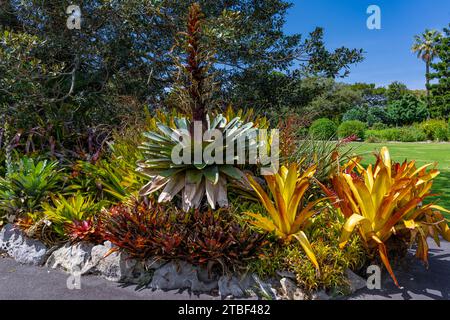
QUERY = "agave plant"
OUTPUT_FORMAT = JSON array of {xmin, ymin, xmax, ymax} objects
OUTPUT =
[
  {"xmin": 137, "ymin": 114, "xmax": 258, "ymax": 211},
  {"xmin": 244, "ymin": 163, "xmax": 325, "ymax": 269},
  {"xmin": 320, "ymin": 147, "xmax": 450, "ymax": 286}
]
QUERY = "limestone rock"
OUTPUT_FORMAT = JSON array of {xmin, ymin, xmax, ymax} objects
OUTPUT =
[
  {"xmin": 218, "ymin": 275, "xmax": 255, "ymax": 298},
  {"xmin": 45, "ymin": 241, "xmax": 94, "ymax": 273},
  {"xmin": 312, "ymin": 289, "xmax": 331, "ymax": 300},
  {"xmin": 89, "ymin": 241, "xmax": 144, "ymax": 283},
  {"xmin": 252, "ymin": 275, "xmax": 281, "ymax": 300},
  {"xmin": 279, "ymin": 277, "xmax": 306, "ymax": 300},
  {"xmin": 0, "ymin": 224, "xmax": 48, "ymax": 266},
  {"xmin": 149, "ymin": 261, "xmax": 218, "ymax": 292},
  {"xmin": 346, "ymin": 269, "xmax": 367, "ymax": 293}
]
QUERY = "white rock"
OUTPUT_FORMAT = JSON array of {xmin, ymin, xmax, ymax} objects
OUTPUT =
[
  {"xmin": 149, "ymin": 260, "xmax": 218, "ymax": 292},
  {"xmin": 279, "ymin": 277, "xmax": 306, "ymax": 300},
  {"xmin": 88, "ymin": 241, "xmax": 144, "ymax": 283},
  {"xmin": 346, "ymin": 269, "xmax": 367, "ymax": 293},
  {"xmin": 45, "ymin": 241, "xmax": 94, "ymax": 273},
  {"xmin": 252, "ymin": 274, "xmax": 281, "ymax": 300},
  {"xmin": 0, "ymin": 224, "xmax": 48, "ymax": 265}
]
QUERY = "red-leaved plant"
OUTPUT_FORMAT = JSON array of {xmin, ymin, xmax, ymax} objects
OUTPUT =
[{"xmin": 100, "ymin": 197, "xmax": 267, "ymax": 273}]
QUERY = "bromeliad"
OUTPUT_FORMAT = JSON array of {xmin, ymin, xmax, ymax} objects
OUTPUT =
[
  {"xmin": 137, "ymin": 114, "xmax": 258, "ymax": 211},
  {"xmin": 245, "ymin": 163, "xmax": 324, "ymax": 270},
  {"xmin": 320, "ymin": 146, "xmax": 450, "ymax": 287}
]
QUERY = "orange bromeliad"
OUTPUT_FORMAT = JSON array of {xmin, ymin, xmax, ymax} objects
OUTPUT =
[
  {"xmin": 320, "ymin": 147, "xmax": 450, "ymax": 287},
  {"xmin": 245, "ymin": 163, "xmax": 325, "ymax": 270}
]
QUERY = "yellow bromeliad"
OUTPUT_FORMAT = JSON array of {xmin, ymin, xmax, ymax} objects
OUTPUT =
[
  {"xmin": 245, "ymin": 163, "xmax": 324, "ymax": 270},
  {"xmin": 320, "ymin": 146, "xmax": 450, "ymax": 287}
]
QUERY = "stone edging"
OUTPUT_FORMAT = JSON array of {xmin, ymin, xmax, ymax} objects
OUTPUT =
[{"xmin": 0, "ymin": 223, "xmax": 367, "ymax": 300}]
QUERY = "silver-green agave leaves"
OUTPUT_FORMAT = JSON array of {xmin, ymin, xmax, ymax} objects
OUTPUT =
[{"xmin": 137, "ymin": 114, "xmax": 258, "ymax": 211}]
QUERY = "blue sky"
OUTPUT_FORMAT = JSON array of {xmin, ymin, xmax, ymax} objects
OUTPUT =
[{"xmin": 284, "ymin": 0, "xmax": 450, "ymax": 89}]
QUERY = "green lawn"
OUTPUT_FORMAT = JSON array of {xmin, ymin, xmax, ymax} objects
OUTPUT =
[{"xmin": 347, "ymin": 142, "xmax": 450, "ymax": 219}]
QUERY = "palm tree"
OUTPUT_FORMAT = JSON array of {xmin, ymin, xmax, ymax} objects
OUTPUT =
[{"xmin": 412, "ymin": 29, "xmax": 442, "ymax": 102}]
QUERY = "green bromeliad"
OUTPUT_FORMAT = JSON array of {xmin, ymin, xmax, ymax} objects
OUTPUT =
[{"xmin": 137, "ymin": 114, "xmax": 263, "ymax": 211}]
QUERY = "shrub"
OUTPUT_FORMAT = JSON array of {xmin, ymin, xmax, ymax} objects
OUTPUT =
[
  {"xmin": 364, "ymin": 130, "xmax": 384, "ymax": 143},
  {"xmin": 101, "ymin": 197, "xmax": 267, "ymax": 272},
  {"xmin": 364, "ymin": 127, "xmax": 426, "ymax": 143},
  {"xmin": 0, "ymin": 157, "xmax": 62, "ymax": 221},
  {"xmin": 386, "ymin": 94, "xmax": 428, "ymax": 126},
  {"xmin": 337, "ymin": 121, "xmax": 367, "ymax": 139},
  {"xmin": 308, "ymin": 118, "xmax": 337, "ymax": 140},
  {"xmin": 367, "ymin": 107, "xmax": 389, "ymax": 126},
  {"xmin": 420, "ymin": 119, "xmax": 449, "ymax": 141},
  {"xmin": 342, "ymin": 107, "xmax": 367, "ymax": 123},
  {"xmin": 397, "ymin": 126, "xmax": 427, "ymax": 142},
  {"xmin": 371, "ymin": 122, "xmax": 388, "ymax": 130}
]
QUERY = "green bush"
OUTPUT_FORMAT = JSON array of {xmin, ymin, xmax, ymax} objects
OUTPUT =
[
  {"xmin": 337, "ymin": 120, "xmax": 367, "ymax": 139},
  {"xmin": 371, "ymin": 122, "xmax": 388, "ymax": 130},
  {"xmin": 308, "ymin": 118, "xmax": 337, "ymax": 140},
  {"xmin": 342, "ymin": 107, "xmax": 367, "ymax": 123},
  {"xmin": 364, "ymin": 127, "xmax": 427, "ymax": 143},
  {"xmin": 420, "ymin": 119, "xmax": 449, "ymax": 141},
  {"xmin": 364, "ymin": 130, "xmax": 384, "ymax": 143},
  {"xmin": 386, "ymin": 94, "xmax": 428, "ymax": 126},
  {"xmin": 397, "ymin": 127, "xmax": 427, "ymax": 142}
]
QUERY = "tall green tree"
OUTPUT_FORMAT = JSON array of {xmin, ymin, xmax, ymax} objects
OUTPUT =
[
  {"xmin": 386, "ymin": 81, "xmax": 409, "ymax": 102},
  {"xmin": 429, "ymin": 25, "xmax": 450, "ymax": 119},
  {"xmin": 0, "ymin": 1, "xmax": 363, "ymax": 118},
  {"xmin": 412, "ymin": 29, "xmax": 442, "ymax": 105}
]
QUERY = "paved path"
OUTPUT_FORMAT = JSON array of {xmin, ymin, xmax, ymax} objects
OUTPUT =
[
  {"xmin": 0, "ymin": 255, "xmax": 216, "ymax": 300},
  {"xmin": 0, "ymin": 240, "xmax": 449, "ymax": 300},
  {"xmin": 346, "ymin": 240, "xmax": 450, "ymax": 300}
]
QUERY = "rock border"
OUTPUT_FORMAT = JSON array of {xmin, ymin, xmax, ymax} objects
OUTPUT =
[{"xmin": 0, "ymin": 224, "xmax": 367, "ymax": 300}]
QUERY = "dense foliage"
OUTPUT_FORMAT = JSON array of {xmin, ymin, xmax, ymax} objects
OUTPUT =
[
  {"xmin": 309, "ymin": 118, "xmax": 337, "ymax": 140},
  {"xmin": 337, "ymin": 121, "xmax": 367, "ymax": 140},
  {"xmin": 0, "ymin": 3, "xmax": 448, "ymax": 299},
  {"xmin": 101, "ymin": 197, "xmax": 267, "ymax": 272}
]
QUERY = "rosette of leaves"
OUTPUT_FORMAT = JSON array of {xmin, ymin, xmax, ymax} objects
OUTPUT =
[
  {"xmin": 42, "ymin": 193, "xmax": 104, "ymax": 238},
  {"xmin": 320, "ymin": 147, "xmax": 450, "ymax": 287},
  {"xmin": 137, "ymin": 114, "xmax": 257, "ymax": 211},
  {"xmin": 0, "ymin": 157, "xmax": 62, "ymax": 221}
]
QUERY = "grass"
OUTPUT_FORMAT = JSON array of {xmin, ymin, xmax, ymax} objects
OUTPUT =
[{"xmin": 347, "ymin": 142, "xmax": 450, "ymax": 219}]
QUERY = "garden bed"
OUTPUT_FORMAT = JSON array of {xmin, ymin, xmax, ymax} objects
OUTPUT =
[{"xmin": 0, "ymin": 223, "xmax": 368, "ymax": 300}]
